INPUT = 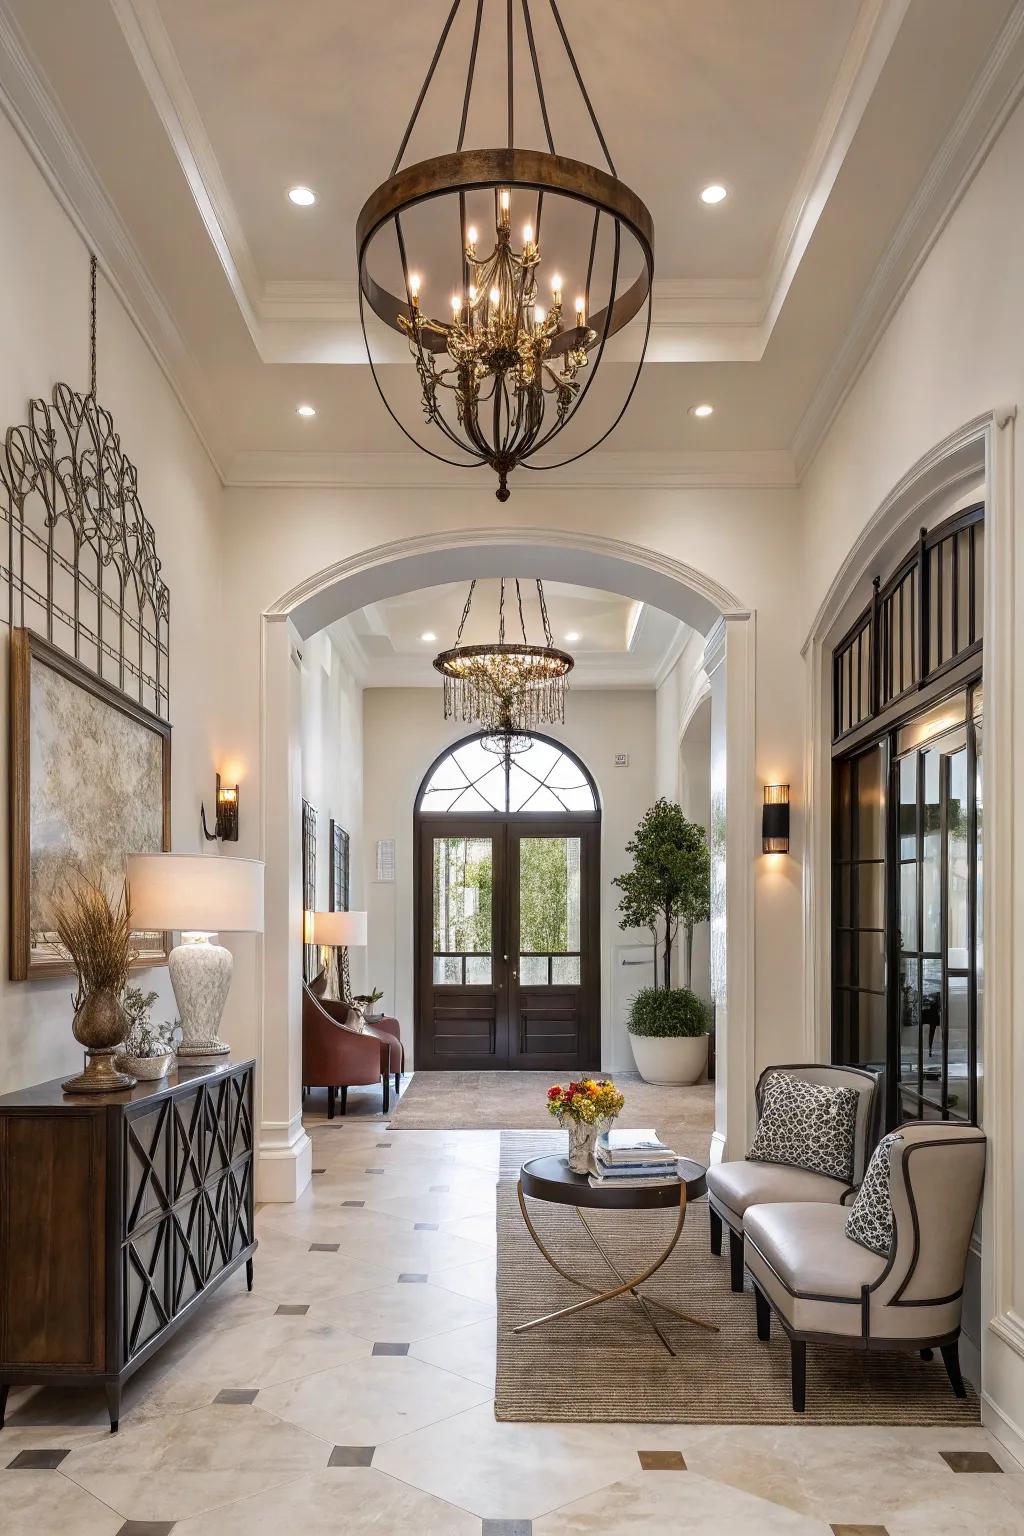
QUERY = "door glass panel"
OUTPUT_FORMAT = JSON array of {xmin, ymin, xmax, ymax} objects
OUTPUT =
[
  {"xmin": 975, "ymin": 720, "xmax": 983, "ymax": 1122},
  {"xmin": 947, "ymin": 749, "xmax": 969, "ymax": 967},
  {"xmin": 919, "ymin": 957, "xmax": 943, "ymax": 1112},
  {"xmin": 896, "ymin": 693, "xmax": 966, "ymax": 754},
  {"xmin": 856, "ymin": 747, "xmax": 883, "ymax": 856},
  {"xmin": 898, "ymin": 958, "xmax": 920, "ymax": 1093},
  {"xmin": 899, "ymin": 861, "xmax": 917, "ymax": 953},
  {"xmin": 922, "ymin": 750, "xmax": 941, "ymax": 953},
  {"xmin": 519, "ymin": 836, "xmax": 581, "ymax": 988},
  {"xmin": 857, "ymin": 863, "xmax": 884, "ymax": 928},
  {"xmin": 433, "ymin": 836, "xmax": 493, "ymax": 985},
  {"xmin": 898, "ymin": 753, "xmax": 917, "ymax": 857}
]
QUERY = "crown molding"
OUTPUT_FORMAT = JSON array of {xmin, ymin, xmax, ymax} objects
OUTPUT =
[
  {"xmin": 224, "ymin": 448, "xmax": 798, "ymax": 492},
  {"xmin": 0, "ymin": 1, "xmax": 226, "ymax": 480},
  {"xmin": 792, "ymin": 0, "xmax": 1024, "ymax": 476}
]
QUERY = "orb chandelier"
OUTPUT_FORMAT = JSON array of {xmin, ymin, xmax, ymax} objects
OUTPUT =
[
  {"xmin": 434, "ymin": 579, "xmax": 573, "ymax": 752},
  {"xmin": 356, "ymin": 0, "xmax": 654, "ymax": 501}
]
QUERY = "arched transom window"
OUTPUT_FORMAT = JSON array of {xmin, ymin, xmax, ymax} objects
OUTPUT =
[{"xmin": 418, "ymin": 733, "xmax": 598, "ymax": 815}]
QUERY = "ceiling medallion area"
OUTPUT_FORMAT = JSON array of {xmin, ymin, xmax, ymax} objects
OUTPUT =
[
  {"xmin": 434, "ymin": 579, "xmax": 573, "ymax": 753},
  {"xmin": 356, "ymin": 0, "xmax": 654, "ymax": 501}
]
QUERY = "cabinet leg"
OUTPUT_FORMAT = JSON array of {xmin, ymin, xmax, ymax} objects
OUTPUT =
[
  {"xmin": 327, "ymin": 1085, "xmax": 336, "ymax": 1121},
  {"xmin": 246, "ymin": 1257, "xmax": 254, "ymax": 1292},
  {"xmin": 709, "ymin": 1206, "xmax": 723, "ymax": 1257},
  {"xmin": 104, "ymin": 1382, "xmax": 121, "ymax": 1435},
  {"xmin": 340, "ymin": 1085, "xmax": 348, "ymax": 1115},
  {"xmin": 754, "ymin": 1285, "xmax": 771, "ymax": 1342},
  {"xmin": 790, "ymin": 1339, "xmax": 807, "ymax": 1413},
  {"xmin": 0, "ymin": 1384, "xmax": 9, "ymax": 1429},
  {"xmin": 729, "ymin": 1227, "xmax": 745, "ymax": 1292}
]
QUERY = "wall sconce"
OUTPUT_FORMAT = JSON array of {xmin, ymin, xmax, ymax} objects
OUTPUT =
[
  {"xmin": 202, "ymin": 773, "xmax": 240, "ymax": 842},
  {"xmin": 762, "ymin": 784, "xmax": 790, "ymax": 854}
]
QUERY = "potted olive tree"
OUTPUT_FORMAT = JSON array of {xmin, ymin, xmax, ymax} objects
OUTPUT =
[{"xmin": 613, "ymin": 799, "xmax": 712, "ymax": 1085}]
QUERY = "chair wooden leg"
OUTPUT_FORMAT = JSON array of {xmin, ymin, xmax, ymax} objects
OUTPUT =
[
  {"xmin": 395, "ymin": 1071, "xmax": 401, "ymax": 1095},
  {"xmin": 709, "ymin": 1206, "xmax": 723, "ymax": 1257},
  {"xmin": 382, "ymin": 1073, "xmax": 390, "ymax": 1113},
  {"xmin": 340, "ymin": 1085, "xmax": 348, "ymax": 1115},
  {"xmin": 754, "ymin": 1285, "xmax": 771, "ymax": 1342},
  {"xmin": 327, "ymin": 1085, "xmax": 336, "ymax": 1121},
  {"xmin": 790, "ymin": 1338, "xmax": 806, "ymax": 1413},
  {"xmin": 0, "ymin": 1383, "xmax": 9, "ymax": 1429},
  {"xmin": 729, "ymin": 1227, "xmax": 745, "ymax": 1292},
  {"xmin": 941, "ymin": 1340, "xmax": 967, "ymax": 1399},
  {"xmin": 920, "ymin": 1347, "xmax": 934, "ymax": 1361}
]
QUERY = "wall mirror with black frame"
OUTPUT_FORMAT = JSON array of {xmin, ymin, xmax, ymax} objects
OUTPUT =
[{"xmin": 830, "ymin": 504, "xmax": 983, "ymax": 1132}]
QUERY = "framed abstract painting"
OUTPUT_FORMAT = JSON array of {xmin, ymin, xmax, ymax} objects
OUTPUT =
[{"xmin": 9, "ymin": 628, "xmax": 171, "ymax": 979}]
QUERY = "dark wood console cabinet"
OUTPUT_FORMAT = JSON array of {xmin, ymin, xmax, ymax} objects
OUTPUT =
[{"xmin": 0, "ymin": 1058, "xmax": 256, "ymax": 1433}]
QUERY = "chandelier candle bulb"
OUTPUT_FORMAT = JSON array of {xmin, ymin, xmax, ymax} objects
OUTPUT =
[
  {"xmin": 408, "ymin": 272, "xmax": 421, "ymax": 307},
  {"xmin": 534, "ymin": 304, "xmax": 546, "ymax": 328},
  {"xmin": 499, "ymin": 188, "xmax": 511, "ymax": 226},
  {"xmin": 575, "ymin": 296, "xmax": 586, "ymax": 324}
]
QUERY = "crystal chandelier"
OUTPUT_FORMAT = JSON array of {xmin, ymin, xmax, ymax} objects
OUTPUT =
[
  {"xmin": 356, "ymin": 0, "xmax": 654, "ymax": 502},
  {"xmin": 434, "ymin": 579, "xmax": 573, "ymax": 752}
]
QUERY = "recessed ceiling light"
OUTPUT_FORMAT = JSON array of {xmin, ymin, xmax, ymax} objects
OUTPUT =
[
  {"xmin": 420, "ymin": 631, "xmax": 437, "ymax": 643},
  {"xmin": 288, "ymin": 185, "xmax": 317, "ymax": 206},
  {"xmin": 690, "ymin": 403, "xmax": 714, "ymax": 418},
  {"xmin": 296, "ymin": 403, "xmax": 316, "ymax": 417},
  {"xmin": 700, "ymin": 184, "xmax": 727, "ymax": 205},
  {"xmin": 565, "ymin": 631, "xmax": 580, "ymax": 643}
]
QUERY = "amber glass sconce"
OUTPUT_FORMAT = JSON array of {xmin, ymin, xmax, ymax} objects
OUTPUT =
[
  {"xmin": 762, "ymin": 784, "xmax": 790, "ymax": 854},
  {"xmin": 202, "ymin": 773, "xmax": 240, "ymax": 842}
]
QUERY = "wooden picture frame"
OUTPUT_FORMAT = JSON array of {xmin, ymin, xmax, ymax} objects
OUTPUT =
[{"xmin": 9, "ymin": 628, "xmax": 172, "ymax": 980}]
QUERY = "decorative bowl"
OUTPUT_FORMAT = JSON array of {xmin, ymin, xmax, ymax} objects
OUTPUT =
[{"xmin": 114, "ymin": 1051, "xmax": 173, "ymax": 1081}]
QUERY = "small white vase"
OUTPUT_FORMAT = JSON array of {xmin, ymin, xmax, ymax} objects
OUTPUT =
[
  {"xmin": 114, "ymin": 1051, "xmax": 173, "ymax": 1081},
  {"xmin": 629, "ymin": 1032, "xmax": 709, "ymax": 1086},
  {"xmin": 564, "ymin": 1117, "xmax": 599, "ymax": 1174}
]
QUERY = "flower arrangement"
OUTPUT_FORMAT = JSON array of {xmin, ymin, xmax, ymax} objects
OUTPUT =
[{"xmin": 547, "ymin": 1077, "xmax": 625, "ymax": 1125}]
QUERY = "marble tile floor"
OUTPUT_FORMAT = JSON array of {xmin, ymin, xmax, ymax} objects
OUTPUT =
[{"xmin": 1, "ymin": 1099, "xmax": 1022, "ymax": 1535}]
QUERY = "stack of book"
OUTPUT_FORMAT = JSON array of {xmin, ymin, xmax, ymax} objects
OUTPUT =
[{"xmin": 588, "ymin": 1128, "xmax": 680, "ymax": 1187}]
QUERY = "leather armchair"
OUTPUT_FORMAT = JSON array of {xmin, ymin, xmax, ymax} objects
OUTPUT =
[
  {"xmin": 706, "ymin": 1063, "xmax": 882, "ymax": 1290},
  {"xmin": 302, "ymin": 985, "xmax": 389, "ymax": 1118},
  {"xmin": 743, "ymin": 1121, "xmax": 986, "ymax": 1411},
  {"xmin": 316, "ymin": 999, "xmax": 403, "ymax": 1110}
]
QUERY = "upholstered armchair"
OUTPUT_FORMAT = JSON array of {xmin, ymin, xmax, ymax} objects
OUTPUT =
[
  {"xmin": 744, "ymin": 1121, "xmax": 986, "ymax": 1411},
  {"xmin": 302, "ymin": 985, "xmax": 391, "ymax": 1117},
  {"xmin": 706, "ymin": 1063, "xmax": 882, "ymax": 1290},
  {"xmin": 316, "ymin": 997, "xmax": 403, "ymax": 1108}
]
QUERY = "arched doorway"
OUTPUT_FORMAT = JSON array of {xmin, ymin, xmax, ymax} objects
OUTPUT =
[{"xmin": 414, "ymin": 732, "xmax": 601, "ymax": 1070}]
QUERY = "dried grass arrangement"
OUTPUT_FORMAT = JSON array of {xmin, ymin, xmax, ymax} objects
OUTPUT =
[{"xmin": 50, "ymin": 875, "xmax": 138, "ymax": 1093}]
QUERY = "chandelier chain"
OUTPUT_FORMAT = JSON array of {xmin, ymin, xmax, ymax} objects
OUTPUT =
[
  {"xmin": 522, "ymin": 0, "xmax": 555, "ymax": 154},
  {"xmin": 547, "ymin": 0, "xmax": 615, "ymax": 175},
  {"xmin": 454, "ymin": 578, "xmax": 477, "ymax": 645},
  {"xmin": 89, "ymin": 252, "xmax": 98, "ymax": 399},
  {"xmin": 536, "ymin": 578, "xmax": 553, "ymax": 646},
  {"xmin": 457, "ymin": 0, "xmax": 484, "ymax": 150},
  {"xmin": 498, "ymin": 576, "xmax": 506, "ymax": 642},
  {"xmin": 389, "ymin": 0, "xmax": 462, "ymax": 178},
  {"xmin": 506, "ymin": 0, "xmax": 514, "ymax": 151},
  {"xmin": 515, "ymin": 578, "xmax": 528, "ymax": 642}
]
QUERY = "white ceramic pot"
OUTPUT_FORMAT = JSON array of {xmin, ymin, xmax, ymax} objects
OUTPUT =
[
  {"xmin": 114, "ymin": 1051, "xmax": 174, "ymax": 1081},
  {"xmin": 628, "ymin": 1032, "xmax": 709, "ymax": 1086}
]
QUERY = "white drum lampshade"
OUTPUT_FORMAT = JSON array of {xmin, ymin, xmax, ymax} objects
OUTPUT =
[
  {"xmin": 312, "ymin": 910, "xmax": 367, "ymax": 947},
  {"xmin": 126, "ymin": 853, "xmax": 264, "ymax": 1058}
]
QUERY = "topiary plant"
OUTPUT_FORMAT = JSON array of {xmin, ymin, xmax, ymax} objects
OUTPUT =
[{"xmin": 627, "ymin": 985, "xmax": 711, "ymax": 1039}]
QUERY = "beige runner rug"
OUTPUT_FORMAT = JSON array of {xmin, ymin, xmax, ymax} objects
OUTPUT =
[{"xmin": 495, "ymin": 1137, "xmax": 980, "ymax": 1426}]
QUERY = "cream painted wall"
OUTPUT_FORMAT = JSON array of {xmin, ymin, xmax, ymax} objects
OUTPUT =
[
  {"xmin": 298, "ymin": 630, "xmax": 366, "ymax": 996},
  {"xmin": 360, "ymin": 686, "xmax": 656, "ymax": 1074},
  {"xmin": 0, "ymin": 107, "xmax": 227, "ymax": 1095},
  {"xmin": 654, "ymin": 631, "xmax": 712, "ymax": 1002},
  {"xmin": 798, "ymin": 91, "xmax": 1024, "ymax": 1456}
]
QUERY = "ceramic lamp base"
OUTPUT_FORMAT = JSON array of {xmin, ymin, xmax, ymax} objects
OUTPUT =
[
  {"xmin": 63, "ymin": 1048, "xmax": 137, "ymax": 1095},
  {"xmin": 169, "ymin": 935, "xmax": 233, "ymax": 1056}
]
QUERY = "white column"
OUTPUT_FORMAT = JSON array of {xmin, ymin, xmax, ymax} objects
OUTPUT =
[
  {"xmin": 256, "ymin": 615, "xmax": 312, "ymax": 1201},
  {"xmin": 704, "ymin": 614, "xmax": 757, "ymax": 1162}
]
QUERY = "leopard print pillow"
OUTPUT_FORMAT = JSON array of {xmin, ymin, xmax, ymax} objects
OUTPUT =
[
  {"xmin": 747, "ymin": 1071, "xmax": 858, "ymax": 1184},
  {"xmin": 845, "ymin": 1131, "xmax": 902, "ymax": 1256}
]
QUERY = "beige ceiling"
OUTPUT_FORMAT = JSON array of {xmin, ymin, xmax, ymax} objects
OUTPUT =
[
  {"xmin": 330, "ymin": 581, "xmax": 688, "ymax": 688},
  {"xmin": 1, "ymin": 0, "xmax": 1019, "ymax": 478}
]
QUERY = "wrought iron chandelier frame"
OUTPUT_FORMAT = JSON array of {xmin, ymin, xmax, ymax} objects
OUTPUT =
[{"xmin": 356, "ymin": 0, "xmax": 654, "ymax": 500}]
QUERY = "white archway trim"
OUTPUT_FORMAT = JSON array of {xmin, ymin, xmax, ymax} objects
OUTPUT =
[
  {"xmin": 256, "ymin": 528, "xmax": 758, "ymax": 1197},
  {"xmin": 265, "ymin": 526, "xmax": 749, "ymax": 640},
  {"xmin": 801, "ymin": 405, "xmax": 1020, "ymax": 1451}
]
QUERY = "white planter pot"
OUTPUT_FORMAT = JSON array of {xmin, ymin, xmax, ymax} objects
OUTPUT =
[{"xmin": 629, "ymin": 1032, "xmax": 709, "ymax": 1086}]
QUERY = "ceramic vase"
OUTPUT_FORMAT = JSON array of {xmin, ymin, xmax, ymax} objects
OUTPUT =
[{"xmin": 564, "ymin": 1116, "xmax": 600, "ymax": 1174}]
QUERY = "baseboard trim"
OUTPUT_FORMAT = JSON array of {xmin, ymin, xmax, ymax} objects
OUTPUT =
[
  {"xmin": 981, "ymin": 1390, "xmax": 1024, "ymax": 1470},
  {"xmin": 256, "ymin": 1122, "xmax": 312, "ymax": 1203}
]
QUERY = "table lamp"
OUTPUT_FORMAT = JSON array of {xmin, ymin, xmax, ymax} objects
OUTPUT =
[
  {"xmin": 126, "ymin": 853, "xmax": 264, "ymax": 1057},
  {"xmin": 310, "ymin": 909, "xmax": 367, "ymax": 998}
]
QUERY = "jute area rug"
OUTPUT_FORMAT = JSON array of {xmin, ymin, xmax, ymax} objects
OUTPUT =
[
  {"xmin": 389, "ymin": 1069, "xmax": 714, "ymax": 1149},
  {"xmin": 495, "ymin": 1132, "xmax": 980, "ymax": 1426}
]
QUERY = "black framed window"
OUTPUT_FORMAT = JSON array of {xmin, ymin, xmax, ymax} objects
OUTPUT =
[{"xmin": 301, "ymin": 798, "xmax": 317, "ymax": 984}]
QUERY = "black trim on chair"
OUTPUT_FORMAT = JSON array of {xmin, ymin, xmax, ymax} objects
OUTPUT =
[
  {"xmin": 865, "ymin": 1131, "xmax": 986, "ymax": 1305},
  {"xmin": 754, "ymin": 1284, "xmax": 771, "ymax": 1341},
  {"xmin": 729, "ymin": 1228, "xmax": 745, "ymax": 1292}
]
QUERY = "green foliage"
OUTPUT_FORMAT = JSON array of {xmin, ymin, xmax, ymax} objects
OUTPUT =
[
  {"xmin": 519, "ymin": 837, "xmax": 575, "ymax": 954},
  {"xmin": 613, "ymin": 799, "xmax": 711, "ymax": 987},
  {"xmin": 121, "ymin": 985, "xmax": 177, "ymax": 1058},
  {"xmin": 627, "ymin": 986, "xmax": 712, "ymax": 1038}
]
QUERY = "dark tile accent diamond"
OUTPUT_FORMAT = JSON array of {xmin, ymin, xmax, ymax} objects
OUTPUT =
[
  {"xmin": 6, "ymin": 1449, "xmax": 70, "ymax": 1470},
  {"xmin": 329, "ymin": 1445, "xmax": 375, "ymax": 1467},
  {"xmin": 365, "ymin": 1168, "xmax": 385, "ymax": 1175},
  {"xmin": 312, "ymin": 1167, "xmax": 327, "ymax": 1174},
  {"xmin": 118, "ymin": 1524, "xmax": 177, "ymax": 1536},
  {"xmin": 371, "ymin": 1342, "xmax": 409, "ymax": 1356},
  {"xmin": 831, "ymin": 1526, "xmax": 890, "ymax": 1535},
  {"xmin": 214, "ymin": 1388, "xmax": 258, "ymax": 1405},
  {"xmin": 415, "ymin": 1222, "xmax": 439, "ymax": 1231},
  {"xmin": 276, "ymin": 1304, "xmax": 310, "ymax": 1316},
  {"xmin": 398, "ymin": 1273, "xmax": 428, "ymax": 1283},
  {"xmin": 429, "ymin": 1185, "xmax": 449, "ymax": 1192},
  {"xmin": 481, "ymin": 1522, "xmax": 532, "ymax": 1536},
  {"xmin": 376, "ymin": 1143, "xmax": 392, "ymax": 1148},
  {"xmin": 342, "ymin": 1200, "xmax": 365, "ymax": 1208},
  {"xmin": 939, "ymin": 1451, "xmax": 1004, "ymax": 1473},
  {"xmin": 310, "ymin": 1243, "xmax": 340, "ymax": 1252},
  {"xmin": 638, "ymin": 1450, "xmax": 686, "ymax": 1471}
]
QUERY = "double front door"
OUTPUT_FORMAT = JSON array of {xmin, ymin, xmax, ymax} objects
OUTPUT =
[{"xmin": 416, "ymin": 816, "xmax": 600, "ymax": 1070}]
